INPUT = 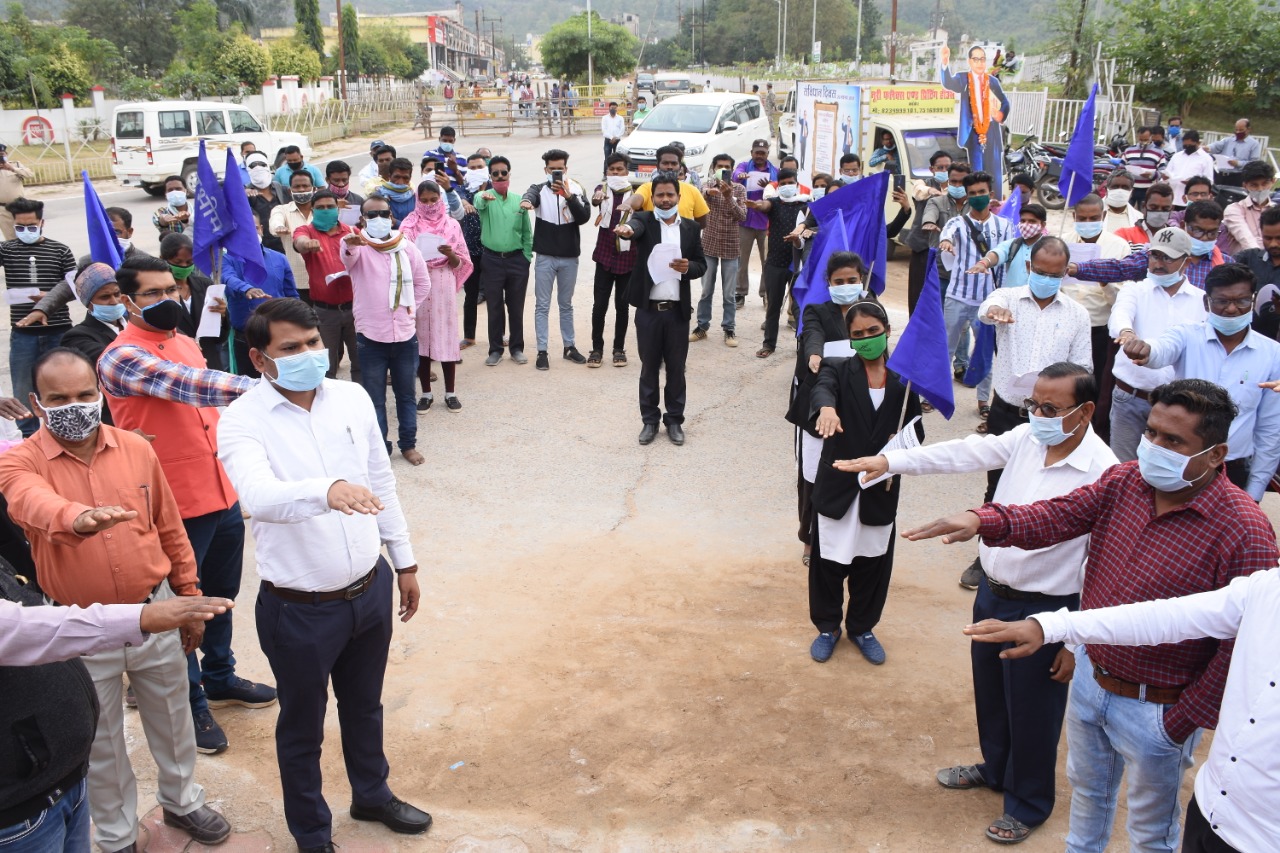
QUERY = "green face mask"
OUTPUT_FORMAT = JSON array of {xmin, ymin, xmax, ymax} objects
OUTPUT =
[
  {"xmin": 311, "ymin": 208, "xmax": 339, "ymax": 232},
  {"xmin": 849, "ymin": 332, "xmax": 888, "ymax": 361},
  {"xmin": 169, "ymin": 263, "xmax": 195, "ymax": 281},
  {"xmin": 968, "ymin": 194, "xmax": 992, "ymax": 213}
]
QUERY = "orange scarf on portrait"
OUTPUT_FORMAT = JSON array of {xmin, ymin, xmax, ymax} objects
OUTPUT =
[{"xmin": 969, "ymin": 71, "xmax": 993, "ymax": 146}]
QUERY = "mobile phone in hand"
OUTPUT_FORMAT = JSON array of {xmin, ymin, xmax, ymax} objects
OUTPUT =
[
  {"xmin": 893, "ymin": 174, "xmax": 906, "ymax": 192},
  {"xmin": 552, "ymin": 169, "xmax": 564, "ymax": 184}
]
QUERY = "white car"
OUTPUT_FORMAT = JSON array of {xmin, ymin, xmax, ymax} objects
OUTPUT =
[
  {"xmin": 111, "ymin": 101, "xmax": 312, "ymax": 196},
  {"xmin": 617, "ymin": 93, "xmax": 771, "ymax": 183}
]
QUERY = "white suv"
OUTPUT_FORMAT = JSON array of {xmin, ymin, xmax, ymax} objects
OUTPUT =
[{"xmin": 617, "ymin": 93, "xmax": 770, "ymax": 182}]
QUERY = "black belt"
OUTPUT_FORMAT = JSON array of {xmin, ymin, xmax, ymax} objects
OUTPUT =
[
  {"xmin": 985, "ymin": 576, "xmax": 1055, "ymax": 602},
  {"xmin": 263, "ymin": 565, "xmax": 377, "ymax": 604},
  {"xmin": 1113, "ymin": 378, "xmax": 1151, "ymax": 401},
  {"xmin": 484, "ymin": 248, "xmax": 525, "ymax": 259},
  {"xmin": 311, "ymin": 299, "xmax": 353, "ymax": 311},
  {"xmin": 648, "ymin": 300, "xmax": 679, "ymax": 311},
  {"xmin": 0, "ymin": 766, "xmax": 85, "ymax": 827}
]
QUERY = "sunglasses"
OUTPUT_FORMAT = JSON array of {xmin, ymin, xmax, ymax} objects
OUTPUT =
[
  {"xmin": 363, "ymin": 210, "xmax": 392, "ymax": 219},
  {"xmin": 490, "ymin": 170, "xmax": 509, "ymax": 178}
]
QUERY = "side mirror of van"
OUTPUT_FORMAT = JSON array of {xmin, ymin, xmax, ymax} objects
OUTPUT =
[{"xmin": 719, "ymin": 120, "xmax": 739, "ymax": 134}]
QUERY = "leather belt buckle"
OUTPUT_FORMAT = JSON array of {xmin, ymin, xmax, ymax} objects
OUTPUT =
[{"xmin": 342, "ymin": 575, "xmax": 369, "ymax": 600}]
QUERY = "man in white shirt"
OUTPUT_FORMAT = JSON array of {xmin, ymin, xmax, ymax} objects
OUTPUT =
[
  {"xmin": 217, "ymin": 299, "xmax": 430, "ymax": 852},
  {"xmin": 1108, "ymin": 228, "xmax": 1207, "ymax": 460},
  {"xmin": 1163, "ymin": 130, "xmax": 1215, "ymax": 209},
  {"xmin": 601, "ymin": 103, "xmax": 626, "ymax": 166},
  {"xmin": 838, "ymin": 362, "xmax": 1117, "ymax": 845},
  {"xmin": 355, "ymin": 140, "xmax": 388, "ymax": 186},
  {"xmin": 965, "ymin": 567, "xmax": 1280, "ymax": 853}
]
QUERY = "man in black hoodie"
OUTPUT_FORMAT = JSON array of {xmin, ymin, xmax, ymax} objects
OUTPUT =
[{"xmin": 520, "ymin": 149, "xmax": 591, "ymax": 370}]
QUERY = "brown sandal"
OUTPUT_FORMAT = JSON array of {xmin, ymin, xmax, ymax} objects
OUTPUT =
[{"xmin": 756, "ymin": 348, "xmax": 774, "ymax": 358}]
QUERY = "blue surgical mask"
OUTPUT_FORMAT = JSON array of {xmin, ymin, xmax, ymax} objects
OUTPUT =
[
  {"xmin": 1207, "ymin": 310, "xmax": 1253, "ymax": 336},
  {"xmin": 166, "ymin": 190, "xmax": 188, "ymax": 208},
  {"xmin": 947, "ymin": 185, "xmax": 966, "ymax": 199},
  {"xmin": 1147, "ymin": 268, "xmax": 1184, "ymax": 288},
  {"xmin": 1136, "ymin": 435, "xmax": 1214, "ymax": 492},
  {"xmin": 1074, "ymin": 221, "xmax": 1104, "ymax": 239},
  {"xmin": 778, "ymin": 184, "xmax": 799, "ymax": 200},
  {"xmin": 810, "ymin": 187, "xmax": 827, "ymax": 200},
  {"xmin": 1190, "ymin": 237, "xmax": 1217, "ymax": 256},
  {"xmin": 91, "ymin": 303, "xmax": 127, "ymax": 323},
  {"xmin": 264, "ymin": 349, "xmax": 329, "ymax": 392},
  {"xmin": 439, "ymin": 142, "xmax": 454, "ymax": 153},
  {"xmin": 654, "ymin": 205, "xmax": 678, "ymax": 221},
  {"xmin": 1027, "ymin": 272, "xmax": 1062, "ymax": 299},
  {"xmin": 1028, "ymin": 406, "xmax": 1081, "ymax": 446},
  {"xmin": 828, "ymin": 283, "xmax": 865, "ymax": 304},
  {"xmin": 934, "ymin": 171, "xmax": 948, "ymax": 183},
  {"xmin": 15, "ymin": 226, "xmax": 41, "ymax": 244}
]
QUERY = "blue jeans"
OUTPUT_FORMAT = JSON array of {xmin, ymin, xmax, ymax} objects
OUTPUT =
[
  {"xmin": 0, "ymin": 778, "xmax": 89, "ymax": 852},
  {"xmin": 942, "ymin": 297, "xmax": 992, "ymax": 402},
  {"xmin": 696, "ymin": 255, "xmax": 739, "ymax": 332},
  {"xmin": 1064, "ymin": 646, "xmax": 1202, "ymax": 853},
  {"xmin": 534, "ymin": 255, "xmax": 579, "ymax": 351},
  {"xmin": 356, "ymin": 334, "xmax": 418, "ymax": 452},
  {"xmin": 1109, "ymin": 386, "xmax": 1152, "ymax": 463},
  {"xmin": 183, "ymin": 503, "xmax": 246, "ymax": 714},
  {"xmin": 10, "ymin": 330, "xmax": 66, "ymax": 437}
]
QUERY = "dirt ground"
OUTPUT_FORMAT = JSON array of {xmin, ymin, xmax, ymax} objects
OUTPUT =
[{"xmin": 30, "ymin": 127, "xmax": 1276, "ymax": 851}]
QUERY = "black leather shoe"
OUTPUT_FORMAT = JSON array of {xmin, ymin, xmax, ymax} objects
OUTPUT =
[
  {"xmin": 350, "ymin": 796, "xmax": 431, "ymax": 834},
  {"xmin": 297, "ymin": 845, "xmax": 335, "ymax": 852},
  {"xmin": 667, "ymin": 423, "xmax": 685, "ymax": 445},
  {"xmin": 163, "ymin": 806, "xmax": 231, "ymax": 845},
  {"xmin": 638, "ymin": 423, "xmax": 659, "ymax": 445}
]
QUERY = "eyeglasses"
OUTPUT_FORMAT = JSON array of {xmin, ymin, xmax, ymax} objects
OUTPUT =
[
  {"xmin": 1022, "ymin": 399, "xmax": 1081, "ymax": 419},
  {"xmin": 363, "ymin": 209, "xmax": 392, "ymax": 219},
  {"xmin": 489, "ymin": 170, "xmax": 509, "ymax": 178},
  {"xmin": 1185, "ymin": 225, "xmax": 1219, "ymax": 240},
  {"xmin": 13, "ymin": 224, "xmax": 39, "ymax": 233},
  {"xmin": 1207, "ymin": 297, "xmax": 1254, "ymax": 311},
  {"xmin": 136, "ymin": 285, "xmax": 180, "ymax": 300}
]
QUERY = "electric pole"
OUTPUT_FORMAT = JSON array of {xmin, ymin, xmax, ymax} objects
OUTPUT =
[{"xmin": 336, "ymin": 0, "xmax": 346, "ymax": 99}]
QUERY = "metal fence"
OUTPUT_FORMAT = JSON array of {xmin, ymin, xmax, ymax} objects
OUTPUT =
[{"xmin": 1004, "ymin": 86, "xmax": 1142, "ymax": 144}]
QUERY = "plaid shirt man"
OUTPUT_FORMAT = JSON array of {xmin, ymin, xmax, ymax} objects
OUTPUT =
[
  {"xmin": 99, "ymin": 346, "xmax": 254, "ymax": 407},
  {"xmin": 700, "ymin": 182, "xmax": 748, "ymax": 259},
  {"xmin": 1074, "ymin": 245, "xmax": 1233, "ymax": 291}
]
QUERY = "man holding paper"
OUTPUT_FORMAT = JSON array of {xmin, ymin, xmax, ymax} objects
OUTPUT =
[
  {"xmin": 616, "ymin": 174, "xmax": 707, "ymax": 446},
  {"xmin": 836, "ymin": 362, "xmax": 1115, "ymax": 844}
]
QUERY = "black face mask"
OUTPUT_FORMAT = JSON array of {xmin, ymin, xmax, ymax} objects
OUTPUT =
[
  {"xmin": 140, "ymin": 298, "xmax": 183, "ymax": 331},
  {"xmin": 288, "ymin": 160, "xmax": 304, "ymax": 171},
  {"xmin": 1183, "ymin": 144, "xmax": 1198, "ymax": 155}
]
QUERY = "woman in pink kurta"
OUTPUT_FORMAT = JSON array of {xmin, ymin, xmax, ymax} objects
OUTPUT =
[{"xmin": 400, "ymin": 180, "xmax": 473, "ymax": 411}]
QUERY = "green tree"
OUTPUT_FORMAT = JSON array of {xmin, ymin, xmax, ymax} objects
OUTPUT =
[
  {"xmin": 41, "ymin": 42, "xmax": 91, "ymax": 97},
  {"xmin": 270, "ymin": 38, "xmax": 323, "ymax": 81},
  {"xmin": 540, "ymin": 12, "xmax": 638, "ymax": 82},
  {"xmin": 1045, "ymin": 0, "xmax": 1102, "ymax": 100},
  {"xmin": 175, "ymin": 0, "xmax": 226, "ymax": 74},
  {"xmin": 340, "ymin": 3, "xmax": 360, "ymax": 75},
  {"xmin": 293, "ymin": 0, "xmax": 325, "ymax": 58},
  {"xmin": 213, "ymin": 33, "xmax": 272, "ymax": 86},
  {"xmin": 64, "ymin": 0, "xmax": 183, "ymax": 77},
  {"xmin": 361, "ymin": 26, "xmax": 412, "ymax": 78}
]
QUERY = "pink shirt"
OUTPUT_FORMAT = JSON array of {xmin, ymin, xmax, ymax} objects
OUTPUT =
[
  {"xmin": 341, "ymin": 236, "xmax": 431, "ymax": 344},
  {"xmin": 1222, "ymin": 198, "xmax": 1269, "ymax": 256}
]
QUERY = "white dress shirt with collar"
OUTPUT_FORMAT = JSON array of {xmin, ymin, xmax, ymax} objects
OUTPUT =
[
  {"xmin": 978, "ymin": 285, "xmax": 1093, "ymax": 405},
  {"xmin": 1143, "ymin": 323, "xmax": 1280, "ymax": 499},
  {"xmin": 1032, "ymin": 568, "xmax": 1280, "ymax": 852},
  {"xmin": 1163, "ymin": 148, "xmax": 1215, "ymax": 202},
  {"xmin": 885, "ymin": 422, "xmax": 1116, "ymax": 595},
  {"xmin": 217, "ymin": 377, "xmax": 416, "ymax": 592},
  {"xmin": 601, "ymin": 113, "xmax": 626, "ymax": 140},
  {"xmin": 1108, "ymin": 277, "xmax": 1206, "ymax": 391}
]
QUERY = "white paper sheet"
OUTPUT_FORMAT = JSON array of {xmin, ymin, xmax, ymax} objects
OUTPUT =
[
  {"xmin": 337, "ymin": 207, "xmax": 362, "ymax": 226},
  {"xmin": 415, "ymin": 233, "xmax": 444, "ymax": 260},
  {"xmin": 822, "ymin": 340, "xmax": 852, "ymax": 359},
  {"xmin": 746, "ymin": 170, "xmax": 772, "ymax": 192},
  {"xmin": 939, "ymin": 249, "xmax": 957, "ymax": 271},
  {"xmin": 1062, "ymin": 242, "xmax": 1100, "ymax": 288},
  {"xmin": 1213, "ymin": 153, "xmax": 1237, "ymax": 171},
  {"xmin": 647, "ymin": 244, "xmax": 682, "ymax": 285},
  {"xmin": 860, "ymin": 415, "xmax": 923, "ymax": 487},
  {"xmin": 196, "ymin": 284, "xmax": 226, "ymax": 338},
  {"xmin": 5, "ymin": 288, "xmax": 40, "ymax": 305}
]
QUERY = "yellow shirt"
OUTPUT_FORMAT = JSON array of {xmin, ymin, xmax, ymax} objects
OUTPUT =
[{"xmin": 634, "ymin": 182, "xmax": 710, "ymax": 219}]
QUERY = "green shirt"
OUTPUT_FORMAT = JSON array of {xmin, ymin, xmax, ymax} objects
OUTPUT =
[{"xmin": 474, "ymin": 189, "xmax": 533, "ymax": 260}]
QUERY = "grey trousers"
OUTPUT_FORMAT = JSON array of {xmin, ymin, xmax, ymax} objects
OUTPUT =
[
  {"xmin": 314, "ymin": 303, "xmax": 360, "ymax": 383},
  {"xmin": 736, "ymin": 227, "xmax": 767, "ymax": 298}
]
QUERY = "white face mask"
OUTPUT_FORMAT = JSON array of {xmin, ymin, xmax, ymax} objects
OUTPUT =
[
  {"xmin": 606, "ymin": 175, "xmax": 631, "ymax": 192},
  {"xmin": 464, "ymin": 169, "xmax": 489, "ymax": 190},
  {"xmin": 249, "ymin": 167, "xmax": 272, "ymax": 189},
  {"xmin": 117, "ymin": 238, "xmax": 131, "ymax": 254},
  {"xmin": 1105, "ymin": 188, "xmax": 1132, "ymax": 208}
]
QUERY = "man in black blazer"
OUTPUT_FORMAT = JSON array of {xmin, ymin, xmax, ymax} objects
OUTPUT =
[
  {"xmin": 616, "ymin": 174, "xmax": 708, "ymax": 445},
  {"xmin": 159, "ymin": 233, "xmax": 228, "ymax": 370}
]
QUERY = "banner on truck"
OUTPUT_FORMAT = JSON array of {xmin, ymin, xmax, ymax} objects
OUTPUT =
[
  {"xmin": 794, "ymin": 80, "xmax": 861, "ymax": 187},
  {"xmin": 865, "ymin": 85, "xmax": 958, "ymax": 117}
]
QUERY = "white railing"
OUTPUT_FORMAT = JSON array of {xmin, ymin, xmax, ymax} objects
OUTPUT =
[{"xmin": 1201, "ymin": 130, "xmax": 1271, "ymax": 150}]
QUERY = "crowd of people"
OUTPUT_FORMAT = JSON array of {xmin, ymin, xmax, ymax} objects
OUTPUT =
[{"xmin": 0, "ymin": 104, "xmax": 1278, "ymax": 853}]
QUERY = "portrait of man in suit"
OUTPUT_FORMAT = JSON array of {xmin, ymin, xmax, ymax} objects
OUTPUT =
[{"xmin": 940, "ymin": 44, "xmax": 1011, "ymax": 195}]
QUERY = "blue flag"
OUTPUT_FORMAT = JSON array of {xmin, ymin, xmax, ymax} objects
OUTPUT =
[
  {"xmin": 886, "ymin": 249, "xmax": 955, "ymax": 419},
  {"xmin": 191, "ymin": 140, "xmax": 235, "ymax": 277},
  {"xmin": 963, "ymin": 322, "xmax": 996, "ymax": 388},
  {"xmin": 220, "ymin": 148, "xmax": 267, "ymax": 286},
  {"xmin": 793, "ymin": 172, "xmax": 890, "ymax": 330},
  {"xmin": 82, "ymin": 170, "xmax": 123, "ymax": 269},
  {"xmin": 996, "ymin": 184, "xmax": 1022, "ymax": 224},
  {"xmin": 1058, "ymin": 83, "xmax": 1098, "ymax": 208}
]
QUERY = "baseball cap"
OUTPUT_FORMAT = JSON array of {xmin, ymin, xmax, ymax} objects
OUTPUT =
[
  {"xmin": 1150, "ymin": 227, "xmax": 1192, "ymax": 259},
  {"xmin": 751, "ymin": 138, "xmax": 770, "ymax": 149},
  {"xmin": 369, "ymin": 139, "xmax": 385, "ymax": 149}
]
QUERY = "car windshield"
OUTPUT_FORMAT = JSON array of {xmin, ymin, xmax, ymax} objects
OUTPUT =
[
  {"xmin": 633, "ymin": 103, "xmax": 718, "ymax": 133},
  {"xmin": 655, "ymin": 79, "xmax": 691, "ymax": 92},
  {"xmin": 902, "ymin": 129, "xmax": 965, "ymax": 177}
]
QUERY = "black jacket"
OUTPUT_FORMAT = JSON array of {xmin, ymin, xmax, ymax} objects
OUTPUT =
[
  {"xmin": 61, "ymin": 316, "xmax": 122, "ymax": 425},
  {"xmin": 808, "ymin": 357, "xmax": 923, "ymax": 526},
  {"xmin": 623, "ymin": 212, "xmax": 708, "ymax": 321},
  {"xmin": 786, "ymin": 301, "xmax": 850, "ymax": 435},
  {"xmin": 180, "ymin": 272, "xmax": 228, "ymax": 369},
  {"xmin": 522, "ymin": 181, "xmax": 591, "ymax": 257}
]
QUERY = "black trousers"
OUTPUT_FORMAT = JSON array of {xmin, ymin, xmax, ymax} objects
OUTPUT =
[
  {"xmin": 482, "ymin": 250, "xmax": 530, "ymax": 356},
  {"xmin": 808, "ymin": 529, "xmax": 895, "ymax": 635},
  {"xmin": 635, "ymin": 306, "xmax": 689, "ymax": 426},
  {"xmin": 797, "ymin": 473, "xmax": 815, "ymax": 546},
  {"xmin": 256, "ymin": 558, "xmax": 394, "ymax": 849},
  {"xmin": 1091, "ymin": 329, "xmax": 1118, "ymax": 444},
  {"xmin": 985, "ymin": 394, "xmax": 1029, "ymax": 502},
  {"xmin": 591, "ymin": 265, "xmax": 631, "ymax": 353},
  {"xmin": 231, "ymin": 331, "xmax": 260, "ymax": 378},
  {"xmin": 972, "ymin": 575, "xmax": 1078, "ymax": 828},
  {"xmin": 461, "ymin": 253, "xmax": 483, "ymax": 340},
  {"xmin": 908, "ymin": 248, "xmax": 930, "ymax": 315},
  {"xmin": 1182, "ymin": 795, "xmax": 1240, "ymax": 853},
  {"xmin": 761, "ymin": 264, "xmax": 791, "ymax": 350},
  {"xmin": 1225, "ymin": 457, "xmax": 1250, "ymax": 491}
]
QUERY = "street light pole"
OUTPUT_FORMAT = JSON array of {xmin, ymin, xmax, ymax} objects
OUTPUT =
[
  {"xmin": 336, "ymin": 0, "xmax": 346, "ymax": 100},
  {"xmin": 811, "ymin": 0, "xmax": 817, "ymax": 63},
  {"xmin": 855, "ymin": 0, "xmax": 863, "ymax": 68},
  {"xmin": 782, "ymin": 0, "xmax": 788, "ymax": 66},
  {"xmin": 774, "ymin": 0, "xmax": 782, "ymax": 71},
  {"xmin": 587, "ymin": 0, "xmax": 594, "ymax": 94}
]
